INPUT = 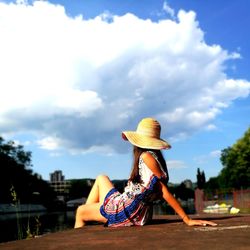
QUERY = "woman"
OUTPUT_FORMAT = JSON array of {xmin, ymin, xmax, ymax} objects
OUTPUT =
[{"xmin": 74, "ymin": 118, "xmax": 217, "ymax": 228}]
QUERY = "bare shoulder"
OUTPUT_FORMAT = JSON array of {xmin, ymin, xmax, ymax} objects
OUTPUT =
[
  {"xmin": 141, "ymin": 152, "xmax": 163, "ymax": 177},
  {"xmin": 141, "ymin": 151, "xmax": 155, "ymax": 159}
]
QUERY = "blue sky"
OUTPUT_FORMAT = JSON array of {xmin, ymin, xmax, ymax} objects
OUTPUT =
[{"xmin": 0, "ymin": 0, "xmax": 249, "ymax": 183}]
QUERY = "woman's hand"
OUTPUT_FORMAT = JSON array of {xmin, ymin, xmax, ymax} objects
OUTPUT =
[{"xmin": 183, "ymin": 217, "xmax": 217, "ymax": 227}]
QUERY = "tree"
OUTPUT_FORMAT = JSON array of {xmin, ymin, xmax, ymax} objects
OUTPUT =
[
  {"xmin": 174, "ymin": 182, "xmax": 194, "ymax": 201},
  {"xmin": 204, "ymin": 176, "xmax": 220, "ymax": 194},
  {"xmin": 0, "ymin": 136, "xmax": 56, "ymax": 206},
  {"xmin": 196, "ymin": 168, "xmax": 206, "ymax": 189},
  {"xmin": 0, "ymin": 136, "xmax": 32, "ymax": 168},
  {"xmin": 68, "ymin": 179, "xmax": 93, "ymax": 199},
  {"xmin": 0, "ymin": 137, "xmax": 31, "ymax": 202},
  {"xmin": 219, "ymin": 127, "xmax": 250, "ymax": 189}
]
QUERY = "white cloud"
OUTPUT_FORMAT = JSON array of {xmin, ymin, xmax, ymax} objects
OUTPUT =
[
  {"xmin": 194, "ymin": 150, "xmax": 221, "ymax": 164},
  {"xmin": 69, "ymin": 145, "xmax": 115, "ymax": 156},
  {"xmin": 37, "ymin": 137, "xmax": 61, "ymax": 150},
  {"xmin": 163, "ymin": 1, "xmax": 175, "ymax": 19},
  {"xmin": 167, "ymin": 160, "xmax": 187, "ymax": 169},
  {"xmin": 54, "ymin": 90, "xmax": 103, "ymax": 117},
  {"xmin": 49, "ymin": 152, "xmax": 62, "ymax": 157},
  {"xmin": 210, "ymin": 150, "xmax": 221, "ymax": 158},
  {"xmin": 205, "ymin": 124, "xmax": 217, "ymax": 131},
  {"xmin": 0, "ymin": 1, "xmax": 249, "ymax": 154}
]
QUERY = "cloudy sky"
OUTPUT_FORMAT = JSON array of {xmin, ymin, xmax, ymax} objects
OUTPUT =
[{"xmin": 1, "ymin": 0, "xmax": 249, "ymax": 183}]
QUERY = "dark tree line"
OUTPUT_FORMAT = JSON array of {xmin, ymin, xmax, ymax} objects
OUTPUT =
[
  {"xmin": 68, "ymin": 179, "xmax": 94, "ymax": 199},
  {"xmin": 0, "ymin": 136, "xmax": 56, "ymax": 208},
  {"xmin": 171, "ymin": 182, "xmax": 194, "ymax": 201},
  {"xmin": 196, "ymin": 168, "xmax": 206, "ymax": 189}
]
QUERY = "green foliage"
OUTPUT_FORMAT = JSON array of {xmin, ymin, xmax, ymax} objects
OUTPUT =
[
  {"xmin": 205, "ymin": 176, "xmax": 220, "ymax": 192},
  {"xmin": 10, "ymin": 185, "xmax": 42, "ymax": 240},
  {"xmin": 10, "ymin": 185, "xmax": 23, "ymax": 240},
  {"xmin": 0, "ymin": 136, "xmax": 56, "ymax": 207},
  {"xmin": 26, "ymin": 216, "xmax": 41, "ymax": 239},
  {"xmin": 206, "ymin": 127, "xmax": 250, "ymax": 191},
  {"xmin": 219, "ymin": 127, "xmax": 250, "ymax": 189},
  {"xmin": 68, "ymin": 179, "xmax": 93, "ymax": 199},
  {"xmin": 172, "ymin": 182, "xmax": 194, "ymax": 201},
  {"xmin": 0, "ymin": 137, "xmax": 32, "ymax": 168}
]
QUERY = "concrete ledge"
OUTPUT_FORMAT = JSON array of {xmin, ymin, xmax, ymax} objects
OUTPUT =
[{"xmin": 0, "ymin": 215, "xmax": 249, "ymax": 250}]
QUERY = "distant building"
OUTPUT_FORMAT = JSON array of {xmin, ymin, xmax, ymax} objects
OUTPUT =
[
  {"xmin": 49, "ymin": 170, "xmax": 71, "ymax": 202},
  {"xmin": 50, "ymin": 170, "xmax": 65, "ymax": 182}
]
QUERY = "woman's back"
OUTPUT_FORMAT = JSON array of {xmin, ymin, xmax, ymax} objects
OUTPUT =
[{"xmin": 100, "ymin": 151, "xmax": 168, "ymax": 227}]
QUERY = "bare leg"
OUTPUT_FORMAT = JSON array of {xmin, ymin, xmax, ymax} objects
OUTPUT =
[
  {"xmin": 86, "ymin": 175, "xmax": 114, "ymax": 205},
  {"xmin": 74, "ymin": 203, "xmax": 107, "ymax": 228},
  {"xmin": 74, "ymin": 175, "xmax": 114, "ymax": 228}
]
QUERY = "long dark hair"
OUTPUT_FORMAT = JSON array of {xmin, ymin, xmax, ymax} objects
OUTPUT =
[{"xmin": 129, "ymin": 146, "xmax": 168, "ymax": 183}]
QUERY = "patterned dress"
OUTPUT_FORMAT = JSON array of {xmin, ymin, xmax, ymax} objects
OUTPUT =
[{"xmin": 100, "ymin": 151, "xmax": 168, "ymax": 227}]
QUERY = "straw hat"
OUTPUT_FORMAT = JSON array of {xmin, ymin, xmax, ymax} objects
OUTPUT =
[{"xmin": 122, "ymin": 118, "xmax": 171, "ymax": 150}]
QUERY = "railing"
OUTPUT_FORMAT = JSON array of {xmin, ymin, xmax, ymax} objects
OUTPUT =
[
  {"xmin": 233, "ymin": 189, "xmax": 250, "ymax": 212},
  {"xmin": 194, "ymin": 188, "xmax": 250, "ymax": 214}
]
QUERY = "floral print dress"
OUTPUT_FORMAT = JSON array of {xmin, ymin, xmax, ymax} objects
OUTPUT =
[{"xmin": 100, "ymin": 151, "xmax": 168, "ymax": 227}]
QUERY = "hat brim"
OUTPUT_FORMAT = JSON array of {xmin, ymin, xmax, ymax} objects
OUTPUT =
[{"xmin": 122, "ymin": 131, "xmax": 171, "ymax": 150}]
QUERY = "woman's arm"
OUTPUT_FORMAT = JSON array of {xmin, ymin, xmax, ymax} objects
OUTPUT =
[
  {"xmin": 158, "ymin": 181, "xmax": 189, "ymax": 222},
  {"xmin": 142, "ymin": 152, "xmax": 217, "ymax": 226},
  {"xmin": 158, "ymin": 181, "xmax": 217, "ymax": 226}
]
